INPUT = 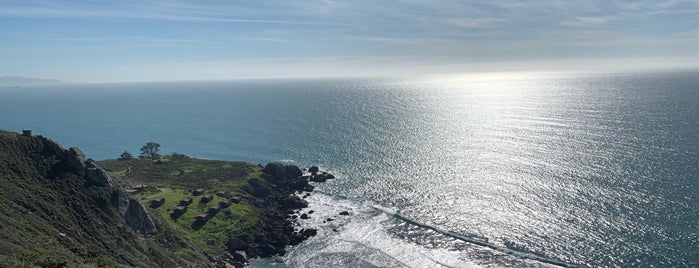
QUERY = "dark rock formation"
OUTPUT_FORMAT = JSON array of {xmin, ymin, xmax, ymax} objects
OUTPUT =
[
  {"xmin": 310, "ymin": 173, "xmax": 335, "ymax": 183},
  {"xmin": 228, "ymin": 163, "xmax": 335, "ymax": 262},
  {"xmin": 227, "ymin": 237, "xmax": 247, "ymax": 251},
  {"xmin": 308, "ymin": 166, "xmax": 319, "ymax": 173}
]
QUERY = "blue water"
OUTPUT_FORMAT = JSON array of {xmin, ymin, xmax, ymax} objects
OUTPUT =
[{"xmin": 1, "ymin": 71, "xmax": 697, "ymax": 267}]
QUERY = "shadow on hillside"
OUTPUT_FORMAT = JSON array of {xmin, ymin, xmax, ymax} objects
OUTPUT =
[{"xmin": 191, "ymin": 219, "xmax": 207, "ymax": 231}]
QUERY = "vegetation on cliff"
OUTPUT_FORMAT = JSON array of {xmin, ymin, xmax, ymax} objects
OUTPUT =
[
  {"xmin": 0, "ymin": 130, "xmax": 325, "ymax": 267},
  {"xmin": 0, "ymin": 130, "xmax": 209, "ymax": 267}
]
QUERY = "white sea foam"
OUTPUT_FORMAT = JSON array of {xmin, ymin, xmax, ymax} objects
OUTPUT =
[{"xmin": 250, "ymin": 192, "xmax": 479, "ymax": 268}]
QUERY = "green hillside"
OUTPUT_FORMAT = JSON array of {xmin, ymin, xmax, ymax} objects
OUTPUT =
[
  {"xmin": 0, "ymin": 129, "xmax": 320, "ymax": 267},
  {"xmin": 98, "ymin": 157, "xmax": 266, "ymax": 254},
  {"xmin": 0, "ymin": 130, "xmax": 209, "ymax": 267}
]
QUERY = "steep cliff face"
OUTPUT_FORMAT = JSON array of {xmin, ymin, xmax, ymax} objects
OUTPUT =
[{"xmin": 0, "ymin": 130, "xmax": 207, "ymax": 267}]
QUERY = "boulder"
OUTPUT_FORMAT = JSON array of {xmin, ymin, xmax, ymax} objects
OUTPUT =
[
  {"xmin": 285, "ymin": 165, "xmax": 302, "ymax": 178},
  {"xmin": 308, "ymin": 166, "xmax": 319, "ymax": 173},
  {"xmin": 227, "ymin": 237, "xmax": 247, "ymax": 251},
  {"xmin": 232, "ymin": 250, "xmax": 247, "ymax": 262},
  {"xmin": 339, "ymin": 211, "xmax": 350, "ymax": 216},
  {"xmin": 123, "ymin": 198, "xmax": 158, "ymax": 236},
  {"xmin": 262, "ymin": 162, "xmax": 286, "ymax": 180},
  {"xmin": 298, "ymin": 228, "xmax": 317, "ymax": 239},
  {"xmin": 280, "ymin": 195, "xmax": 308, "ymax": 209},
  {"xmin": 300, "ymin": 213, "xmax": 309, "ymax": 219}
]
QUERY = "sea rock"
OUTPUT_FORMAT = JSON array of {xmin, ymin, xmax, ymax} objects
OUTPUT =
[
  {"xmin": 310, "ymin": 173, "xmax": 334, "ymax": 183},
  {"xmin": 298, "ymin": 228, "xmax": 317, "ymax": 239},
  {"xmin": 308, "ymin": 166, "xmax": 319, "ymax": 173},
  {"xmin": 339, "ymin": 211, "xmax": 350, "ymax": 216},
  {"xmin": 285, "ymin": 165, "xmax": 302, "ymax": 178},
  {"xmin": 300, "ymin": 213, "xmax": 309, "ymax": 219},
  {"xmin": 280, "ymin": 195, "xmax": 308, "ymax": 210}
]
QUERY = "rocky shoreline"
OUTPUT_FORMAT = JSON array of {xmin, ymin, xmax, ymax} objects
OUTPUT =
[{"xmin": 215, "ymin": 162, "xmax": 336, "ymax": 267}]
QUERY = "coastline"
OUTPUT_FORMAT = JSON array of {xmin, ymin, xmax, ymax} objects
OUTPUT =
[{"xmin": 98, "ymin": 157, "xmax": 337, "ymax": 267}]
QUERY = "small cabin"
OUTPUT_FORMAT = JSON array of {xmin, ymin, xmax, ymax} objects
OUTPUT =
[
  {"xmin": 206, "ymin": 206, "xmax": 221, "ymax": 214},
  {"xmin": 130, "ymin": 184, "xmax": 147, "ymax": 193},
  {"xmin": 150, "ymin": 198, "xmax": 165, "ymax": 207},
  {"xmin": 179, "ymin": 197, "xmax": 193, "ymax": 206},
  {"xmin": 200, "ymin": 195, "xmax": 214, "ymax": 203},
  {"xmin": 22, "ymin": 129, "xmax": 32, "ymax": 137},
  {"xmin": 195, "ymin": 213, "xmax": 209, "ymax": 220},
  {"xmin": 173, "ymin": 206, "xmax": 187, "ymax": 215},
  {"xmin": 215, "ymin": 191, "xmax": 228, "ymax": 197},
  {"xmin": 193, "ymin": 188, "xmax": 206, "ymax": 196},
  {"xmin": 219, "ymin": 199, "xmax": 231, "ymax": 208}
]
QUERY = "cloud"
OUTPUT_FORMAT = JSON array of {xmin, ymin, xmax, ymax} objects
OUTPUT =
[
  {"xmin": 448, "ymin": 18, "xmax": 507, "ymax": 28},
  {"xmin": 561, "ymin": 16, "xmax": 614, "ymax": 27}
]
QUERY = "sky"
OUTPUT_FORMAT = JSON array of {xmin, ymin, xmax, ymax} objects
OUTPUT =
[{"xmin": 1, "ymin": 0, "xmax": 699, "ymax": 83}]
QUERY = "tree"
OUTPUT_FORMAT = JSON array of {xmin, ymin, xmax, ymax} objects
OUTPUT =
[
  {"xmin": 139, "ymin": 142, "xmax": 161, "ymax": 158},
  {"xmin": 118, "ymin": 150, "xmax": 133, "ymax": 160}
]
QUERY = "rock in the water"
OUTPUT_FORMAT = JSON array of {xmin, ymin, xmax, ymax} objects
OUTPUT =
[
  {"xmin": 300, "ymin": 213, "xmax": 309, "ymax": 219},
  {"xmin": 280, "ymin": 195, "xmax": 308, "ymax": 209},
  {"xmin": 308, "ymin": 166, "xmax": 319, "ymax": 173},
  {"xmin": 299, "ymin": 228, "xmax": 317, "ymax": 239},
  {"xmin": 339, "ymin": 211, "xmax": 350, "ymax": 216}
]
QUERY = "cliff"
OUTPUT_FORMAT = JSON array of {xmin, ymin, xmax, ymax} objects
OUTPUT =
[
  {"xmin": 0, "ymin": 130, "xmax": 208, "ymax": 267},
  {"xmin": 0, "ymin": 129, "xmax": 331, "ymax": 267}
]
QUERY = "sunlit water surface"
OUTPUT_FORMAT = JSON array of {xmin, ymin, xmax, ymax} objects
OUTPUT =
[{"xmin": 1, "ymin": 71, "xmax": 697, "ymax": 267}]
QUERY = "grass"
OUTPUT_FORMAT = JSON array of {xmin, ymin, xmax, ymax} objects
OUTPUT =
[{"xmin": 99, "ymin": 155, "xmax": 269, "ymax": 254}]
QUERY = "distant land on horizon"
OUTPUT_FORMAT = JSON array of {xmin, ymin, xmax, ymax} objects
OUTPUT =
[{"xmin": 0, "ymin": 76, "xmax": 62, "ymax": 87}]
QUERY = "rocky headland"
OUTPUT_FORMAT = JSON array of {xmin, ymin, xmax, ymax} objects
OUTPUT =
[{"xmin": 0, "ymin": 129, "xmax": 335, "ymax": 267}]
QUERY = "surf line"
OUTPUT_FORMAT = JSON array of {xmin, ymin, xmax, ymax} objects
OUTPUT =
[{"xmin": 371, "ymin": 205, "xmax": 577, "ymax": 268}]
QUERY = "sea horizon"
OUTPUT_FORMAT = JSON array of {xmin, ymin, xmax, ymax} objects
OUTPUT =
[{"xmin": 2, "ymin": 70, "xmax": 697, "ymax": 267}]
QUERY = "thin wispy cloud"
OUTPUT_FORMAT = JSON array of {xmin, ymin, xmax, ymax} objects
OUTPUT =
[{"xmin": 1, "ymin": 0, "xmax": 698, "ymax": 82}]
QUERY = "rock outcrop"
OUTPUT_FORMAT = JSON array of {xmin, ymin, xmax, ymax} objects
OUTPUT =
[{"xmin": 123, "ymin": 197, "xmax": 158, "ymax": 236}]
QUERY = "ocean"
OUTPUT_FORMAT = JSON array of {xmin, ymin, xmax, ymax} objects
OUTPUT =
[{"xmin": 1, "ymin": 71, "xmax": 697, "ymax": 267}]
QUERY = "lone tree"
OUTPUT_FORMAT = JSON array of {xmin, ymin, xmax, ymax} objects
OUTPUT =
[
  {"xmin": 118, "ymin": 150, "xmax": 133, "ymax": 160},
  {"xmin": 139, "ymin": 142, "xmax": 161, "ymax": 158}
]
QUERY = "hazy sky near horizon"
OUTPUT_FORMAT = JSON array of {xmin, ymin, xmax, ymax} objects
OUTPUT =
[{"xmin": 1, "ymin": 0, "xmax": 699, "ymax": 82}]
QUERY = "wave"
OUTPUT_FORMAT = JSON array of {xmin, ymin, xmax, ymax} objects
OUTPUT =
[{"xmin": 371, "ymin": 205, "xmax": 578, "ymax": 268}]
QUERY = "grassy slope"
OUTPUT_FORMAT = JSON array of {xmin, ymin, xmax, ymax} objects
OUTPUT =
[
  {"xmin": 98, "ymin": 156, "xmax": 268, "ymax": 254},
  {"xmin": 0, "ymin": 130, "xmax": 209, "ymax": 267}
]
